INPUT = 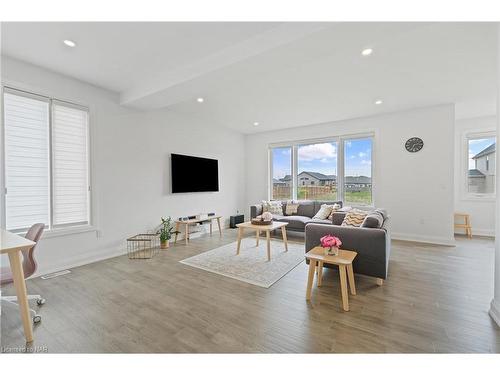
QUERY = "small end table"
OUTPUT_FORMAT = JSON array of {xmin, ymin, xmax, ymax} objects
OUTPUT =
[{"xmin": 305, "ymin": 246, "xmax": 357, "ymax": 311}]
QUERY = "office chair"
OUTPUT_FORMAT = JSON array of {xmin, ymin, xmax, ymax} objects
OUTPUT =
[{"xmin": 1, "ymin": 223, "xmax": 45, "ymax": 324}]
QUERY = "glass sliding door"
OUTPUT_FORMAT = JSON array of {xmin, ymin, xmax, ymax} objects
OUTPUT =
[
  {"xmin": 297, "ymin": 142, "xmax": 338, "ymax": 200},
  {"xmin": 271, "ymin": 146, "xmax": 292, "ymax": 200}
]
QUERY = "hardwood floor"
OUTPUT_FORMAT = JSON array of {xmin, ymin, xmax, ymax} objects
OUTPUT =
[{"xmin": 1, "ymin": 230, "xmax": 499, "ymax": 353}]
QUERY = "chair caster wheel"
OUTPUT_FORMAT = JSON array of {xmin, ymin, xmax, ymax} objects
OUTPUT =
[
  {"xmin": 33, "ymin": 315, "xmax": 42, "ymax": 324},
  {"xmin": 36, "ymin": 298, "xmax": 46, "ymax": 306}
]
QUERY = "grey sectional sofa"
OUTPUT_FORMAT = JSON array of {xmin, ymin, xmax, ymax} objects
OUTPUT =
[
  {"xmin": 250, "ymin": 200, "xmax": 390, "ymax": 281},
  {"xmin": 250, "ymin": 200, "xmax": 343, "ymax": 232}
]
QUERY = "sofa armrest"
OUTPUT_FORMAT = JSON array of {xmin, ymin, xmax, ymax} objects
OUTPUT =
[
  {"xmin": 305, "ymin": 223, "xmax": 390, "ymax": 279},
  {"xmin": 250, "ymin": 204, "xmax": 263, "ymax": 219}
]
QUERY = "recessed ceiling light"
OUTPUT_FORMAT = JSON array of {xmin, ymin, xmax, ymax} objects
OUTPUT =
[
  {"xmin": 253, "ymin": 122, "xmax": 259, "ymax": 126},
  {"xmin": 63, "ymin": 39, "xmax": 76, "ymax": 47},
  {"xmin": 196, "ymin": 97, "xmax": 204, "ymax": 103},
  {"xmin": 361, "ymin": 48, "xmax": 373, "ymax": 56},
  {"xmin": 375, "ymin": 100, "xmax": 383, "ymax": 105}
]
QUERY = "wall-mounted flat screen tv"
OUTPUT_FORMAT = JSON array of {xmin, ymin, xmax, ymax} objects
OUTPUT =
[{"xmin": 171, "ymin": 153, "xmax": 219, "ymax": 193}]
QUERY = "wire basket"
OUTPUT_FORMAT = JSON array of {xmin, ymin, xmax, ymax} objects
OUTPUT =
[{"xmin": 126, "ymin": 233, "xmax": 160, "ymax": 259}]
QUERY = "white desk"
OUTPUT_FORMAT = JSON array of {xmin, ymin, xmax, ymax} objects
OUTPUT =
[{"xmin": 1, "ymin": 229, "xmax": 35, "ymax": 342}]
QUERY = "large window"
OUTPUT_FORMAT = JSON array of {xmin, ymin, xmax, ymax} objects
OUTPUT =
[
  {"xmin": 271, "ymin": 146, "xmax": 292, "ymax": 200},
  {"xmin": 3, "ymin": 88, "xmax": 90, "ymax": 232},
  {"xmin": 466, "ymin": 134, "xmax": 495, "ymax": 196},
  {"xmin": 344, "ymin": 138, "xmax": 372, "ymax": 205},
  {"xmin": 270, "ymin": 135, "xmax": 373, "ymax": 206},
  {"xmin": 297, "ymin": 142, "xmax": 337, "ymax": 200}
]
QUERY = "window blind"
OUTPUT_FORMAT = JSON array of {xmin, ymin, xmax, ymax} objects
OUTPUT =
[
  {"xmin": 52, "ymin": 102, "xmax": 89, "ymax": 227},
  {"xmin": 4, "ymin": 90, "xmax": 50, "ymax": 232}
]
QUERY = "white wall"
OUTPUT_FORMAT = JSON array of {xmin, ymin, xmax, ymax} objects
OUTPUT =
[
  {"xmin": 1, "ymin": 57, "xmax": 246, "ymax": 276},
  {"xmin": 245, "ymin": 105, "xmax": 456, "ymax": 245},
  {"xmin": 454, "ymin": 116, "xmax": 496, "ymax": 237}
]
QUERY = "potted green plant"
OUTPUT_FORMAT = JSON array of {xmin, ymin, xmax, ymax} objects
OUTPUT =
[{"xmin": 158, "ymin": 217, "xmax": 177, "ymax": 249}]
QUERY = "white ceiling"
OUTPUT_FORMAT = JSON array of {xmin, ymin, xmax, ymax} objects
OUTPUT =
[{"xmin": 1, "ymin": 22, "xmax": 497, "ymax": 133}]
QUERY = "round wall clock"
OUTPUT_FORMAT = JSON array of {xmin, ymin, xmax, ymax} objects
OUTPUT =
[{"xmin": 405, "ymin": 137, "xmax": 424, "ymax": 153}]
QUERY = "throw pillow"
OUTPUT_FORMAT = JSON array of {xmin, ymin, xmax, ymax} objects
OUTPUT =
[
  {"xmin": 341, "ymin": 209, "xmax": 369, "ymax": 227},
  {"xmin": 285, "ymin": 201, "xmax": 299, "ymax": 216},
  {"xmin": 327, "ymin": 203, "xmax": 342, "ymax": 220},
  {"xmin": 338, "ymin": 206, "xmax": 353, "ymax": 212},
  {"xmin": 261, "ymin": 200, "xmax": 283, "ymax": 215},
  {"xmin": 313, "ymin": 204, "xmax": 334, "ymax": 220},
  {"xmin": 361, "ymin": 211, "xmax": 385, "ymax": 228},
  {"xmin": 261, "ymin": 200, "xmax": 270, "ymax": 213},
  {"xmin": 268, "ymin": 201, "xmax": 283, "ymax": 215}
]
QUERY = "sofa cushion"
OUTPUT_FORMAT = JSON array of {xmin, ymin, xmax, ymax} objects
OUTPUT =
[
  {"xmin": 285, "ymin": 201, "xmax": 300, "ymax": 216},
  {"xmin": 312, "ymin": 204, "xmax": 335, "ymax": 220},
  {"xmin": 296, "ymin": 201, "xmax": 315, "ymax": 218},
  {"xmin": 262, "ymin": 200, "xmax": 283, "ymax": 215},
  {"xmin": 275, "ymin": 215, "xmax": 310, "ymax": 230},
  {"xmin": 314, "ymin": 200, "xmax": 343, "ymax": 214},
  {"xmin": 307, "ymin": 218, "xmax": 332, "ymax": 225},
  {"xmin": 331, "ymin": 211, "xmax": 346, "ymax": 225},
  {"xmin": 327, "ymin": 203, "xmax": 342, "ymax": 220},
  {"xmin": 362, "ymin": 211, "xmax": 385, "ymax": 228}
]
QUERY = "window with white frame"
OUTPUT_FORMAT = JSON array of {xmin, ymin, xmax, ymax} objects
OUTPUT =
[
  {"xmin": 271, "ymin": 146, "xmax": 292, "ymax": 200},
  {"xmin": 270, "ymin": 135, "xmax": 373, "ymax": 206},
  {"xmin": 3, "ymin": 87, "xmax": 90, "ymax": 232},
  {"xmin": 466, "ymin": 132, "xmax": 496, "ymax": 197}
]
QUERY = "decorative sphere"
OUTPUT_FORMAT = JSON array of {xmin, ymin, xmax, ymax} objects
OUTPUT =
[{"xmin": 261, "ymin": 212, "xmax": 273, "ymax": 221}]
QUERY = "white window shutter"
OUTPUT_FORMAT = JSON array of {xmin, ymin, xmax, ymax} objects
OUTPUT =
[
  {"xmin": 4, "ymin": 91, "xmax": 50, "ymax": 231},
  {"xmin": 52, "ymin": 102, "xmax": 89, "ymax": 227}
]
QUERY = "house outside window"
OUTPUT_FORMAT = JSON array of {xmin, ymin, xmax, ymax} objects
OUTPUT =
[
  {"xmin": 466, "ymin": 133, "xmax": 495, "ymax": 197},
  {"xmin": 270, "ymin": 134, "xmax": 373, "ymax": 205}
]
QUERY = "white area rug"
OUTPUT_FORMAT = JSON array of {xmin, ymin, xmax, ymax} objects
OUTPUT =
[{"xmin": 180, "ymin": 238, "xmax": 305, "ymax": 288}]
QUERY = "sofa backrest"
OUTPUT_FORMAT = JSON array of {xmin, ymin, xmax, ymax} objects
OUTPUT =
[
  {"xmin": 279, "ymin": 200, "xmax": 343, "ymax": 218},
  {"xmin": 313, "ymin": 200, "xmax": 343, "ymax": 215}
]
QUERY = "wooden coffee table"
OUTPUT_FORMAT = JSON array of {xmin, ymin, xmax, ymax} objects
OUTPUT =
[
  {"xmin": 236, "ymin": 221, "xmax": 288, "ymax": 261},
  {"xmin": 305, "ymin": 246, "xmax": 357, "ymax": 311}
]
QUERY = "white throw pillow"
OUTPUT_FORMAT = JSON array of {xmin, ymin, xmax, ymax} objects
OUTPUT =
[
  {"xmin": 261, "ymin": 200, "xmax": 283, "ymax": 215},
  {"xmin": 327, "ymin": 203, "xmax": 342, "ymax": 220},
  {"xmin": 313, "ymin": 204, "xmax": 334, "ymax": 220},
  {"xmin": 268, "ymin": 201, "xmax": 283, "ymax": 215}
]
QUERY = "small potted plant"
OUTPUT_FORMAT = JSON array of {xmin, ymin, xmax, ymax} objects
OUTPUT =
[
  {"xmin": 320, "ymin": 235, "xmax": 342, "ymax": 256},
  {"xmin": 158, "ymin": 217, "xmax": 177, "ymax": 249}
]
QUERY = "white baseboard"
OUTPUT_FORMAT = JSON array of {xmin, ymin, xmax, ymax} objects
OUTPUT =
[
  {"xmin": 489, "ymin": 299, "xmax": 500, "ymax": 327},
  {"xmin": 33, "ymin": 223, "xmax": 229, "ymax": 278},
  {"xmin": 391, "ymin": 232, "xmax": 456, "ymax": 246},
  {"xmin": 454, "ymin": 228, "xmax": 495, "ymax": 237},
  {"xmin": 34, "ymin": 245, "xmax": 127, "ymax": 279}
]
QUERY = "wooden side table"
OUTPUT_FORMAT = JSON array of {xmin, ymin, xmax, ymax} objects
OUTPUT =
[
  {"xmin": 454, "ymin": 212, "xmax": 472, "ymax": 239},
  {"xmin": 305, "ymin": 246, "xmax": 357, "ymax": 311}
]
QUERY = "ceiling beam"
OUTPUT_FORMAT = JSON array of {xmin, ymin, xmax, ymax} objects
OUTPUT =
[{"xmin": 119, "ymin": 23, "xmax": 332, "ymax": 109}]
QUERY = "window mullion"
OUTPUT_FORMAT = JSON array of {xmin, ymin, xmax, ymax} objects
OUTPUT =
[
  {"xmin": 338, "ymin": 139, "xmax": 345, "ymax": 203},
  {"xmin": 48, "ymin": 99, "xmax": 54, "ymax": 230},
  {"xmin": 292, "ymin": 145, "xmax": 298, "ymax": 200}
]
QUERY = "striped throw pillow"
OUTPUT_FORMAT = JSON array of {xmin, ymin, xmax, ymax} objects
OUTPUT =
[{"xmin": 341, "ymin": 209, "xmax": 368, "ymax": 227}]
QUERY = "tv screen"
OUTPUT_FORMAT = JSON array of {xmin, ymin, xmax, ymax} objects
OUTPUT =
[{"xmin": 171, "ymin": 153, "xmax": 219, "ymax": 193}]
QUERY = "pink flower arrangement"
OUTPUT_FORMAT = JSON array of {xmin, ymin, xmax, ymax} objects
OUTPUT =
[{"xmin": 320, "ymin": 235, "xmax": 342, "ymax": 249}]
